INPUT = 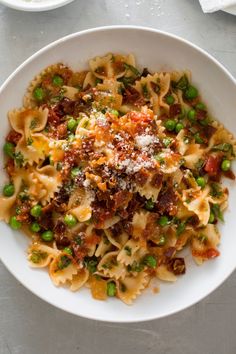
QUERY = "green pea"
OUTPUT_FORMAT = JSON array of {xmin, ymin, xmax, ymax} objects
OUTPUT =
[
  {"xmin": 184, "ymin": 85, "xmax": 198, "ymax": 100},
  {"xmin": 64, "ymin": 214, "xmax": 78, "ymax": 227},
  {"xmin": 30, "ymin": 204, "xmax": 42, "ymax": 218},
  {"xmin": 187, "ymin": 109, "xmax": 196, "ymax": 123},
  {"xmin": 3, "ymin": 142, "xmax": 15, "ymax": 158},
  {"xmin": 195, "ymin": 102, "xmax": 206, "ymax": 110},
  {"xmin": 158, "ymin": 235, "xmax": 166, "ymax": 246},
  {"xmin": 67, "ymin": 118, "xmax": 77, "ymax": 132},
  {"xmin": 221, "ymin": 159, "xmax": 231, "ymax": 172},
  {"xmin": 199, "ymin": 118, "xmax": 209, "ymax": 127},
  {"xmin": 9, "ymin": 216, "xmax": 22, "ymax": 230},
  {"xmin": 176, "ymin": 222, "xmax": 186, "ymax": 236},
  {"xmin": 41, "ymin": 230, "xmax": 54, "ymax": 242},
  {"xmin": 208, "ymin": 212, "xmax": 215, "ymax": 224},
  {"xmin": 33, "ymin": 87, "xmax": 45, "ymax": 101},
  {"xmin": 165, "ymin": 95, "xmax": 175, "ymax": 105},
  {"xmin": 52, "ymin": 75, "xmax": 64, "ymax": 86},
  {"xmin": 71, "ymin": 167, "xmax": 81, "ymax": 179},
  {"xmin": 145, "ymin": 199, "xmax": 155, "ymax": 211},
  {"xmin": 107, "ymin": 281, "xmax": 117, "ymax": 297},
  {"xmin": 175, "ymin": 122, "xmax": 184, "ymax": 133},
  {"xmin": 165, "ymin": 119, "xmax": 176, "ymax": 132},
  {"xmin": 95, "ymin": 78, "xmax": 102, "ymax": 85},
  {"xmin": 158, "ymin": 216, "xmax": 169, "ymax": 227},
  {"xmin": 111, "ymin": 109, "xmax": 119, "ymax": 117},
  {"xmin": 3, "ymin": 183, "xmax": 15, "ymax": 197},
  {"xmin": 30, "ymin": 222, "xmax": 41, "ymax": 233},
  {"xmin": 143, "ymin": 255, "xmax": 157, "ymax": 268},
  {"xmin": 196, "ymin": 176, "xmax": 206, "ymax": 188},
  {"xmin": 194, "ymin": 132, "xmax": 204, "ymax": 144},
  {"xmin": 30, "ymin": 252, "xmax": 41, "ymax": 264},
  {"xmin": 63, "ymin": 247, "xmax": 73, "ymax": 256}
]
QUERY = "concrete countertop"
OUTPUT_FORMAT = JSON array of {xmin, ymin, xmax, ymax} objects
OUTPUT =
[{"xmin": 0, "ymin": 1, "xmax": 236, "ymax": 353}]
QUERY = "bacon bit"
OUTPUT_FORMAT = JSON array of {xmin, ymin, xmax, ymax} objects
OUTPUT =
[
  {"xmin": 123, "ymin": 86, "xmax": 143, "ymax": 105},
  {"xmin": 57, "ymin": 122, "xmax": 68, "ymax": 139},
  {"xmin": 6, "ymin": 159, "xmax": 15, "ymax": 177},
  {"xmin": 204, "ymin": 155, "xmax": 221, "ymax": 176},
  {"xmin": 134, "ymin": 168, "xmax": 150, "ymax": 187},
  {"xmin": 157, "ymin": 187, "xmax": 177, "ymax": 215},
  {"xmin": 85, "ymin": 233, "xmax": 101, "ymax": 246},
  {"xmin": 56, "ymin": 98, "xmax": 76, "ymax": 116},
  {"xmin": 203, "ymin": 125, "xmax": 217, "ymax": 139},
  {"xmin": 113, "ymin": 190, "xmax": 132, "ymax": 210},
  {"xmin": 169, "ymin": 104, "xmax": 181, "ymax": 118},
  {"xmin": 79, "ymin": 137, "xmax": 95, "ymax": 159},
  {"xmin": 6, "ymin": 130, "xmax": 21, "ymax": 145},
  {"xmin": 164, "ymin": 247, "xmax": 176, "ymax": 259},
  {"xmin": 63, "ymin": 149, "xmax": 78, "ymax": 167},
  {"xmin": 16, "ymin": 202, "xmax": 31, "ymax": 224},
  {"xmin": 72, "ymin": 245, "xmax": 87, "ymax": 262},
  {"xmin": 92, "ymin": 206, "xmax": 114, "ymax": 229},
  {"xmin": 55, "ymin": 235, "xmax": 70, "ymax": 249},
  {"xmin": 188, "ymin": 215, "xmax": 199, "ymax": 227},
  {"xmin": 158, "ymin": 113, "xmax": 169, "ymax": 121},
  {"xmin": 141, "ymin": 68, "xmax": 151, "ymax": 77},
  {"xmin": 192, "ymin": 248, "xmax": 220, "ymax": 259},
  {"xmin": 42, "ymin": 203, "xmax": 54, "ymax": 214},
  {"xmin": 60, "ymin": 67, "xmax": 73, "ymax": 83},
  {"xmin": 151, "ymin": 172, "xmax": 163, "ymax": 188},
  {"xmin": 143, "ymin": 213, "xmax": 160, "ymax": 241},
  {"xmin": 38, "ymin": 212, "xmax": 54, "ymax": 230},
  {"xmin": 126, "ymin": 195, "xmax": 145, "ymax": 217},
  {"xmin": 167, "ymin": 257, "xmax": 186, "ymax": 275},
  {"xmin": 47, "ymin": 107, "xmax": 61, "ymax": 125},
  {"xmin": 96, "ymin": 190, "xmax": 112, "ymax": 204},
  {"xmin": 196, "ymin": 109, "xmax": 207, "ymax": 120},
  {"xmin": 54, "ymin": 220, "xmax": 66, "ymax": 234}
]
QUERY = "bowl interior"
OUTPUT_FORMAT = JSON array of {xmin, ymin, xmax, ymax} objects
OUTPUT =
[
  {"xmin": 0, "ymin": 0, "xmax": 74, "ymax": 11},
  {"xmin": 0, "ymin": 27, "xmax": 236, "ymax": 322}
]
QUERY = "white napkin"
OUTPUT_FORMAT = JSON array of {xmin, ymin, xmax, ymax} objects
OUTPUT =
[{"xmin": 199, "ymin": 0, "xmax": 236, "ymax": 12}]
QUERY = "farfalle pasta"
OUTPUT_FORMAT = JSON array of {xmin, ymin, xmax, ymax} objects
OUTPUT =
[{"xmin": 0, "ymin": 53, "xmax": 235, "ymax": 305}]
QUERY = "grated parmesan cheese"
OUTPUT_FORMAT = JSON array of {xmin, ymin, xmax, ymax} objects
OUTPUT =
[{"xmin": 135, "ymin": 134, "xmax": 155, "ymax": 148}]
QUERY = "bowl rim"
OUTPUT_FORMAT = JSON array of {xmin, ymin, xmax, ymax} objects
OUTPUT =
[
  {"xmin": 0, "ymin": 0, "xmax": 75, "ymax": 12},
  {"xmin": 0, "ymin": 25, "xmax": 236, "ymax": 322}
]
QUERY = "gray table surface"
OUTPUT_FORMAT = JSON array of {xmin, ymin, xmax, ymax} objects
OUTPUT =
[{"xmin": 0, "ymin": 0, "xmax": 236, "ymax": 353}]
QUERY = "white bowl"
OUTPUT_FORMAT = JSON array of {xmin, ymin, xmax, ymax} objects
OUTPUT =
[
  {"xmin": 0, "ymin": 0, "xmax": 74, "ymax": 12},
  {"xmin": 0, "ymin": 26, "xmax": 236, "ymax": 322}
]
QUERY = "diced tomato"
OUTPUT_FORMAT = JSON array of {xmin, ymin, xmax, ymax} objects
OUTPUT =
[
  {"xmin": 127, "ymin": 111, "xmax": 152, "ymax": 123},
  {"xmin": 6, "ymin": 130, "xmax": 21, "ymax": 145},
  {"xmin": 204, "ymin": 155, "xmax": 221, "ymax": 175},
  {"xmin": 85, "ymin": 234, "xmax": 101, "ymax": 246},
  {"xmin": 192, "ymin": 248, "xmax": 220, "ymax": 259}
]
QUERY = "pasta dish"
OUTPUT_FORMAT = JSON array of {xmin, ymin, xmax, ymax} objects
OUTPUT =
[{"xmin": 0, "ymin": 53, "xmax": 235, "ymax": 304}]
